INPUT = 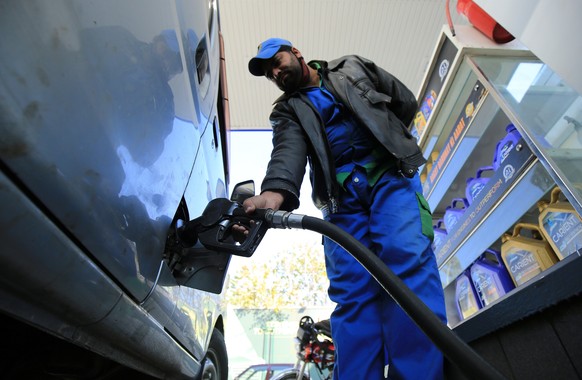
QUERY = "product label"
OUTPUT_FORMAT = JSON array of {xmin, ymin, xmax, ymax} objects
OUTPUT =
[
  {"xmin": 444, "ymin": 213, "xmax": 458, "ymax": 231},
  {"xmin": 542, "ymin": 211, "xmax": 582, "ymax": 258},
  {"xmin": 505, "ymin": 249, "xmax": 541, "ymax": 285},
  {"xmin": 502, "ymin": 164, "xmax": 516, "ymax": 182},
  {"xmin": 433, "ymin": 231, "xmax": 447, "ymax": 252},
  {"xmin": 499, "ymin": 141, "xmax": 514, "ymax": 164},
  {"xmin": 469, "ymin": 181, "xmax": 486, "ymax": 201},
  {"xmin": 456, "ymin": 276, "xmax": 479, "ymax": 319},
  {"xmin": 471, "ymin": 268, "xmax": 501, "ymax": 306}
]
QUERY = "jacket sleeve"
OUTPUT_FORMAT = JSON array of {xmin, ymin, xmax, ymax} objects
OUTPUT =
[
  {"xmin": 360, "ymin": 56, "xmax": 418, "ymax": 127},
  {"xmin": 260, "ymin": 103, "xmax": 308, "ymax": 211}
]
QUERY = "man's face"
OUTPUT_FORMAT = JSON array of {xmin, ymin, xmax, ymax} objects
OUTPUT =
[{"xmin": 262, "ymin": 49, "xmax": 303, "ymax": 93}]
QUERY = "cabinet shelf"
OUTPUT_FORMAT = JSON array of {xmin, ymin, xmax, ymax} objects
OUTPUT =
[
  {"xmin": 452, "ymin": 251, "xmax": 582, "ymax": 342},
  {"xmin": 438, "ymin": 159, "xmax": 554, "ymax": 288},
  {"xmin": 423, "ymin": 91, "xmax": 521, "ymax": 214},
  {"xmin": 414, "ymin": 26, "xmax": 582, "ymax": 338}
]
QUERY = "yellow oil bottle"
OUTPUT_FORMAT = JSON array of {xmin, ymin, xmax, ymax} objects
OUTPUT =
[
  {"xmin": 425, "ymin": 152, "xmax": 439, "ymax": 174},
  {"xmin": 501, "ymin": 223, "xmax": 558, "ymax": 286},
  {"xmin": 538, "ymin": 186, "xmax": 582, "ymax": 260}
]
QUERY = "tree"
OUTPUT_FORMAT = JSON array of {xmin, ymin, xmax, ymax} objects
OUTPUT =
[{"xmin": 226, "ymin": 240, "xmax": 331, "ymax": 311}]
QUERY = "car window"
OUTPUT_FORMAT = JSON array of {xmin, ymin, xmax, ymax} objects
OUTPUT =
[
  {"xmin": 241, "ymin": 368, "xmax": 276, "ymax": 380},
  {"xmin": 247, "ymin": 373, "xmax": 261, "ymax": 380},
  {"xmin": 243, "ymin": 370, "xmax": 262, "ymax": 380},
  {"xmin": 236, "ymin": 364, "xmax": 294, "ymax": 380}
]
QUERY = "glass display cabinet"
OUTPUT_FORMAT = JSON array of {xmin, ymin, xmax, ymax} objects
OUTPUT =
[{"xmin": 415, "ymin": 26, "xmax": 582, "ymax": 340}]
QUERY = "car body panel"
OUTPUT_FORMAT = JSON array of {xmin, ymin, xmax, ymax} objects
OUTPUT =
[
  {"xmin": 0, "ymin": 170, "xmax": 202, "ymax": 379},
  {"xmin": 0, "ymin": 170, "xmax": 123, "ymax": 332},
  {"xmin": 0, "ymin": 0, "xmax": 208, "ymax": 302},
  {"xmin": 0, "ymin": 0, "xmax": 230, "ymax": 377}
]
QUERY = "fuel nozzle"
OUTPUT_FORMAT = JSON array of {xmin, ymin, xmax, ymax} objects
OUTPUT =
[
  {"xmin": 176, "ymin": 198, "xmax": 269, "ymax": 257},
  {"xmin": 177, "ymin": 196, "xmax": 306, "ymax": 257}
]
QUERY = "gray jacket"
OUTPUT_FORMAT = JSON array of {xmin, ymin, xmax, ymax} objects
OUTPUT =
[{"xmin": 262, "ymin": 55, "xmax": 423, "ymax": 213}]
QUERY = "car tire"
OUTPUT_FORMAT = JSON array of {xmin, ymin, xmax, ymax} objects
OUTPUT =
[{"xmin": 199, "ymin": 329, "xmax": 228, "ymax": 380}]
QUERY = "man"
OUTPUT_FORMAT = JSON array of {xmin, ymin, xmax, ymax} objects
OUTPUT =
[{"xmin": 242, "ymin": 38, "xmax": 447, "ymax": 379}]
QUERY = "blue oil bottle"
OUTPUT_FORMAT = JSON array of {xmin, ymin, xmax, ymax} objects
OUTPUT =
[
  {"xmin": 470, "ymin": 249, "xmax": 515, "ymax": 306},
  {"xmin": 493, "ymin": 123, "xmax": 521, "ymax": 171},
  {"xmin": 444, "ymin": 198, "xmax": 469, "ymax": 232},
  {"xmin": 465, "ymin": 166, "xmax": 494, "ymax": 205}
]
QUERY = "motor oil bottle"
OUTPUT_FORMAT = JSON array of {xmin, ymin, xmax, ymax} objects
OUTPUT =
[
  {"xmin": 538, "ymin": 186, "xmax": 582, "ymax": 260},
  {"xmin": 432, "ymin": 219, "xmax": 448, "ymax": 253},
  {"xmin": 465, "ymin": 166, "xmax": 495, "ymax": 205},
  {"xmin": 492, "ymin": 123, "xmax": 522, "ymax": 171},
  {"xmin": 444, "ymin": 198, "xmax": 469, "ymax": 232},
  {"xmin": 424, "ymin": 151, "xmax": 439, "ymax": 174},
  {"xmin": 501, "ymin": 223, "xmax": 559, "ymax": 286},
  {"xmin": 470, "ymin": 249, "xmax": 515, "ymax": 306},
  {"xmin": 455, "ymin": 269, "xmax": 482, "ymax": 321}
]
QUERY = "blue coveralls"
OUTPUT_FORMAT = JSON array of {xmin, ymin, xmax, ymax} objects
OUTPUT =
[{"xmin": 303, "ymin": 84, "xmax": 447, "ymax": 380}]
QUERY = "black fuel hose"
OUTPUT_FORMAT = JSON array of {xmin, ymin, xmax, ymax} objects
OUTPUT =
[{"xmin": 262, "ymin": 209, "xmax": 506, "ymax": 380}]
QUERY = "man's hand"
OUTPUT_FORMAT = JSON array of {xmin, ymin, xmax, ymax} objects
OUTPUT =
[
  {"xmin": 242, "ymin": 190, "xmax": 285, "ymax": 214},
  {"xmin": 231, "ymin": 191, "xmax": 285, "ymax": 240}
]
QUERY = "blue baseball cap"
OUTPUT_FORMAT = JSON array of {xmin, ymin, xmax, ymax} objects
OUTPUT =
[{"xmin": 248, "ymin": 38, "xmax": 293, "ymax": 76}]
